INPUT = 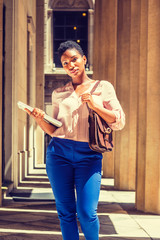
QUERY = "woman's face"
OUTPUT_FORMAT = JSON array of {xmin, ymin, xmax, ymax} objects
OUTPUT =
[{"xmin": 61, "ymin": 48, "xmax": 87, "ymax": 79}]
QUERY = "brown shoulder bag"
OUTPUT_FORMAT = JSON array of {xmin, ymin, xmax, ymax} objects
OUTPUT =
[{"xmin": 87, "ymin": 81, "xmax": 113, "ymax": 153}]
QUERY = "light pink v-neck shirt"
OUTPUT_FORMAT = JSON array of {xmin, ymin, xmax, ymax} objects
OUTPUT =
[{"xmin": 51, "ymin": 80, "xmax": 125, "ymax": 142}]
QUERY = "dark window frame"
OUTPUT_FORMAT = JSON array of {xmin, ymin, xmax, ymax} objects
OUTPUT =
[{"xmin": 53, "ymin": 11, "xmax": 88, "ymax": 67}]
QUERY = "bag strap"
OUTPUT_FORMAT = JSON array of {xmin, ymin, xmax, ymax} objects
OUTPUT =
[
  {"xmin": 87, "ymin": 81, "xmax": 100, "ymax": 111},
  {"xmin": 90, "ymin": 80, "xmax": 100, "ymax": 94}
]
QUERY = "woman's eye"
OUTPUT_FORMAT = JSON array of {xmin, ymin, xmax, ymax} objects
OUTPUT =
[
  {"xmin": 73, "ymin": 57, "xmax": 77, "ymax": 62},
  {"xmin": 63, "ymin": 62, "xmax": 68, "ymax": 66}
]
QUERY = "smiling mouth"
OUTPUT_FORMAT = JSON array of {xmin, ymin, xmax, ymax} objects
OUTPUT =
[{"xmin": 70, "ymin": 69, "xmax": 78, "ymax": 75}]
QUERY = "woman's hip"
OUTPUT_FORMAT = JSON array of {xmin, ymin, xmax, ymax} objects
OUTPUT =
[{"xmin": 46, "ymin": 137, "xmax": 102, "ymax": 165}]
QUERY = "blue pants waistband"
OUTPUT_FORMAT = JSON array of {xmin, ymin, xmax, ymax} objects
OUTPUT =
[{"xmin": 50, "ymin": 137, "xmax": 91, "ymax": 148}]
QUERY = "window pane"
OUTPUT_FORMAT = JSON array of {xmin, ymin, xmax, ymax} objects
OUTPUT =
[
  {"xmin": 65, "ymin": 12, "xmax": 76, "ymax": 25},
  {"xmin": 66, "ymin": 27, "xmax": 76, "ymax": 39},
  {"xmin": 54, "ymin": 12, "xmax": 65, "ymax": 25},
  {"xmin": 77, "ymin": 27, "xmax": 87, "ymax": 39},
  {"xmin": 77, "ymin": 12, "xmax": 88, "ymax": 25},
  {"xmin": 54, "ymin": 27, "xmax": 64, "ymax": 39},
  {"xmin": 54, "ymin": 40, "xmax": 62, "ymax": 52},
  {"xmin": 53, "ymin": 11, "xmax": 88, "ymax": 67},
  {"xmin": 54, "ymin": 52, "xmax": 62, "ymax": 67},
  {"xmin": 80, "ymin": 41, "xmax": 88, "ymax": 55}
]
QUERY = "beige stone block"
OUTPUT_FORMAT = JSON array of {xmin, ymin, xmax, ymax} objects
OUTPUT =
[
  {"xmin": 136, "ymin": 0, "xmax": 160, "ymax": 214},
  {"xmin": 27, "ymin": 0, "xmax": 36, "ymax": 24},
  {"xmin": 17, "ymin": 57, "xmax": 27, "ymax": 91},
  {"xmin": 144, "ymin": 0, "xmax": 160, "ymax": 214},
  {"xmin": 115, "ymin": 0, "xmax": 141, "ymax": 190},
  {"xmin": 18, "ymin": 1, "xmax": 26, "ymax": 27},
  {"xmin": 17, "ymin": 82, "xmax": 27, "ymax": 103},
  {"xmin": 0, "ymin": 0, "xmax": 3, "ymax": 206},
  {"xmin": 18, "ymin": 118, "xmax": 27, "ymax": 150},
  {"xmin": 103, "ymin": 151, "xmax": 114, "ymax": 178},
  {"xmin": 94, "ymin": 0, "xmax": 117, "ymax": 83},
  {"xmin": 9, "ymin": 0, "xmax": 37, "ymax": 188},
  {"xmin": 136, "ymin": 0, "xmax": 148, "ymax": 211},
  {"xmin": 36, "ymin": 1, "xmax": 44, "ymax": 111},
  {"xmin": 35, "ymin": 126, "xmax": 44, "ymax": 166},
  {"xmin": 93, "ymin": 0, "xmax": 117, "ymax": 178}
]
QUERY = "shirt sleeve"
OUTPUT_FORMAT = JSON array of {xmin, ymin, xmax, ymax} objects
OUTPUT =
[
  {"xmin": 101, "ymin": 81, "xmax": 125, "ymax": 130},
  {"xmin": 52, "ymin": 91, "xmax": 59, "ymax": 119}
]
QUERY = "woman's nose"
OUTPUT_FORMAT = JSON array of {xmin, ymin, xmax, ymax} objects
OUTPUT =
[{"xmin": 69, "ymin": 61, "xmax": 75, "ymax": 69}]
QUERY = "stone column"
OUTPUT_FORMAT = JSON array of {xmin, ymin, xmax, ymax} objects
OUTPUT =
[
  {"xmin": 12, "ymin": 0, "xmax": 19, "ymax": 188},
  {"xmin": 36, "ymin": 0, "xmax": 45, "ymax": 167},
  {"xmin": 136, "ymin": 0, "xmax": 160, "ymax": 214},
  {"xmin": 88, "ymin": 9, "xmax": 94, "ymax": 71},
  {"xmin": 93, "ymin": 0, "xmax": 118, "ymax": 178},
  {"xmin": 3, "ymin": 0, "xmax": 13, "ymax": 182},
  {"xmin": 114, "ymin": 0, "xmax": 141, "ymax": 190},
  {"xmin": 94, "ymin": 0, "xmax": 140, "ymax": 189},
  {"xmin": 0, "ymin": 0, "xmax": 3, "ymax": 206},
  {"xmin": 27, "ymin": 17, "xmax": 37, "ymax": 173},
  {"xmin": 44, "ymin": 0, "xmax": 48, "ymax": 71},
  {"xmin": 44, "ymin": 8, "xmax": 53, "ymax": 72}
]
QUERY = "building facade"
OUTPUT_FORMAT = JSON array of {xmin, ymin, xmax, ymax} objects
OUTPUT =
[{"xmin": 0, "ymin": 0, "xmax": 160, "ymax": 214}]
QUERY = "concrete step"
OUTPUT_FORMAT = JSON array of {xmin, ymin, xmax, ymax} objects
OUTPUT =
[
  {"xmin": 1, "ymin": 181, "xmax": 14, "ymax": 198},
  {"xmin": 9, "ymin": 188, "xmax": 54, "ymax": 202},
  {"xmin": 19, "ymin": 172, "xmax": 50, "ymax": 188},
  {"xmin": 7, "ymin": 173, "xmax": 53, "ymax": 202},
  {"xmin": 22, "ymin": 177, "xmax": 49, "ymax": 183}
]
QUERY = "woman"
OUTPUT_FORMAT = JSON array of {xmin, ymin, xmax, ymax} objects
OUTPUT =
[{"xmin": 26, "ymin": 40, "xmax": 125, "ymax": 240}]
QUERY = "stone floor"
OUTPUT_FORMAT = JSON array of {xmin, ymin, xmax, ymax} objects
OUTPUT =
[{"xmin": 0, "ymin": 178, "xmax": 160, "ymax": 240}]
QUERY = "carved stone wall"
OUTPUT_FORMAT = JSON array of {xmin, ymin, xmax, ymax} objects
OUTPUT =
[{"xmin": 49, "ymin": 0, "xmax": 93, "ymax": 9}]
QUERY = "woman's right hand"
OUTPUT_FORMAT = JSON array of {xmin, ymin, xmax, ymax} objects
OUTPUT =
[
  {"xmin": 25, "ymin": 108, "xmax": 45, "ymax": 125},
  {"xmin": 25, "ymin": 107, "xmax": 56, "ymax": 137}
]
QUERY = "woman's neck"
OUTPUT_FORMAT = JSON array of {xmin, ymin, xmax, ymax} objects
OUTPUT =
[{"xmin": 72, "ymin": 72, "xmax": 92, "ymax": 87}]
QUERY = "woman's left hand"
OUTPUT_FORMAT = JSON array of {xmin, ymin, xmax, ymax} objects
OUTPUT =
[
  {"xmin": 81, "ymin": 92, "xmax": 117, "ymax": 124},
  {"xmin": 81, "ymin": 93, "xmax": 95, "ymax": 109}
]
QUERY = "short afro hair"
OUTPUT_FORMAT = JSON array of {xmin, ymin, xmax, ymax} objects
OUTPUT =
[{"xmin": 58, "ymin": 40, "xmax": 84, "ymax": 59}]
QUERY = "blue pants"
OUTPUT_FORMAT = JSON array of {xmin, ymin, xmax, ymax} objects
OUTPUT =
[{"xmin": 46, "ymin": 137, "xmax": 102, "ymax": 240}]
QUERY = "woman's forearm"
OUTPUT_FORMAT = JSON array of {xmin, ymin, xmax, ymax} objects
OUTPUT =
[
  {"xmin": 92, "ymin": 103, "xmax": 116, "ymax": 124},
  {"xmin": 25, "ymin": 108, "xmax": 56, "ymax": 136},
  {"xmin": 81, "ymin": 93, "xmax": 116, "ymax": 124},
  {"xmin": 37, "ymin": 118, "xmax": 56, "ymax": 137}
]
